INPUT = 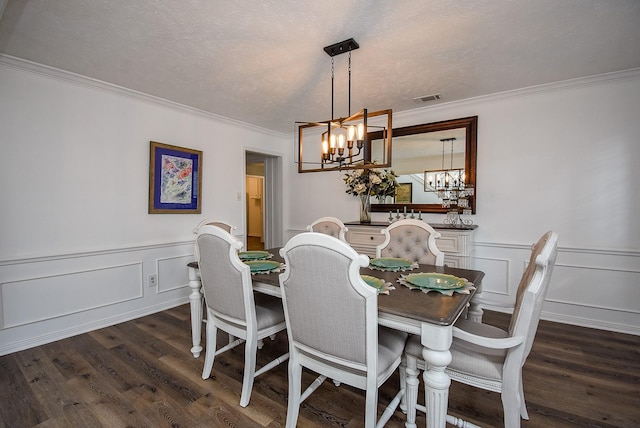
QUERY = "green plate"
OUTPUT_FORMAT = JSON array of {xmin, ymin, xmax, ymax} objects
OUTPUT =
[
  {"xmin": 361, "ymin": 275, "xmax": 385, "ymax": 289},
  {"xmin": 405, "ymin": 273, "xmax": 466, "ymax": 290},
  {"xmin": 238, "ymin": 250, "xmax": 271, "ymax": 261},
  {"xmin": 370, "ymin": 257, "xmax": 414, "ymax": 270},
  {"xmin": 244, "ymin": 260, "xmax": 281, "ymax": 273}
]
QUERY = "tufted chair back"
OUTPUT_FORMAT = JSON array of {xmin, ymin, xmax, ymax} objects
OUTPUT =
[
  {"xmin": 306, "ymin": 216, "xmax": 349, "ymax": 243},
  {"xmin": 376, "ymin": 219, "xmax": 444, "ymax": 266}
]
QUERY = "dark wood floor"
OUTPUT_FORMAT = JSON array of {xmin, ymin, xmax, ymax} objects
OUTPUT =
[{"xmin": 1, "ymin": 305, "xmax": 638, "ymax": 427}]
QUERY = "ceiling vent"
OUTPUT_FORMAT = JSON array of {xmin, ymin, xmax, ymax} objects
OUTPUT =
[{"xmin": 413, "ymin": 94, "xmax": 441, "ymax": 103}]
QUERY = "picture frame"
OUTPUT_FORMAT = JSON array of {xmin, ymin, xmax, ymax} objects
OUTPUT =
[
  {"xmin": 149, "ymin": 141, "xmax": 202, "ymax": 214},
  {"xmin": 396, "ymin": 183, "xmax": 412, "ymax": 203}
]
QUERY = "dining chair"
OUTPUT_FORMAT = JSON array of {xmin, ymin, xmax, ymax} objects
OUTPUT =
[
  {"xmin": 306, "ymin": 216, "xmax": 349, "ymax": 243},
  {"xmin": 193, "ymin": 218, "xmax": 236, "ymax": 234},
  {"xmin": 279, "ymin": 232, "xmax": 408, "ymax": 428},
  {"xmin": 193, "ymin": 219, "xmax": 236, "ymax": 260},
  {"xmin": 376, "ymin": 219, "xmax": 444, "ymax": 266},
  {"xmin": 401, "ymin": 230, "xmax": 558, "ymax": 427},
  {"xmin": 196, "ymin": 225, "xmax": 289, "ymax": 407}
]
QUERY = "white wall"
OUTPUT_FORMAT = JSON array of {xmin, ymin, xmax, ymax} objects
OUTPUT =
[
  {"xmin": 0, "ymin": 56, "xmax": 288, "ymax": 354},
  {"xmin": 1, "ymin": 56, "xmax": 638, "ymax": 356},
  {"xmin": 287, "ymin": 70, "xmax": 640, "ymax": 335}
]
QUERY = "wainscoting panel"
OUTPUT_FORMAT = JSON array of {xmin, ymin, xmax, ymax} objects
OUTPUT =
[
  {"xmin": 1, "ymin": 262, "xmax": 142, "ymax": 328},
  {"xmin": 548, "ymin": 262, "xmax": 639, "ymax": 314},
  {"xmin": 471, "ymin": 256, "xmax": 511, "ymax": 296},
  {"xmin": 0, "ymin": 241, "xmax": 194, "ymax": 355},
  {"xmin": 473, "ymin": 242, "xmax": 640, "ymax": 336},
  {"xmin": 157, "ymin": 254, "xmax": 192, "ymax": 293}
]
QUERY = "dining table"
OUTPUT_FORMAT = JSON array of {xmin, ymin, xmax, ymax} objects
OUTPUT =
[{"xmin": 187, "ymin": 247, "xmax": 485, "ymax": 428}]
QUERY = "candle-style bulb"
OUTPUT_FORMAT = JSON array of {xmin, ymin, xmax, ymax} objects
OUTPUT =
[
  {"xmin": 357, "ymin": 123, "xmax": 365, "ymax": 140},
  {"xmin": 347, "ymin": 125, "xmax": 356, "ymax": 142}
]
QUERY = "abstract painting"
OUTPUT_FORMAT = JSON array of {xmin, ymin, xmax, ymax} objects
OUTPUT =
[{"xmin": 149, "ymin": 141, "xmax": 202, "ymax": 213}]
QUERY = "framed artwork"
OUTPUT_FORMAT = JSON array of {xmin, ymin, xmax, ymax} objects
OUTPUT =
[
  {"xmin": 149, "ymin": 141, "xmax": 202, "ymax": 214},
  {"xmin": 396, "ymin": 183, "xmax": 412, "ymax": 203}
]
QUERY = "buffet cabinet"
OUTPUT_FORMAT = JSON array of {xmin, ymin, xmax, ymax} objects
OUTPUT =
[{"xmin": 345, "ymin": 221, "xmax": 477, "ymax": 268}]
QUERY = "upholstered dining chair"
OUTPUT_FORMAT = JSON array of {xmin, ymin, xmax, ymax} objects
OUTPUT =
[
  {"xmin": 401, "ymin": 231, "xmax": 558, "ymax": 428},
  {"xmin": 279, "ymin": 232, "xmax": 408, "ymax": 428},
  {"xmin": 196, "ymin": 225, "xmax": 289, "ymax": 407},
  {"xmin": 306, "ymin": 216, "xmax": 349, "ymax": 242},
  {"xmin": 193, "ymin": 218, "xmax": 236, "ymax": 234},
  {"xmin": 193, "ymin": 219, "xmax": 236, "ymax": 260},
  {"xmin": 376, "ymin": 219, "xmax": 444, "ymax": 266}
]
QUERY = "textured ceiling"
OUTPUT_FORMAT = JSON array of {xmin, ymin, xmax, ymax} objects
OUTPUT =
[{"xmin": 1, "ymin": 0, "xmax": 639, "ymax": 134}]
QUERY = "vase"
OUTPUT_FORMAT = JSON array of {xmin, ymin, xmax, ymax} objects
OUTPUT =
[{"xmin": 359, "ymin": 193, "xmax": 371, "ymax": 223}]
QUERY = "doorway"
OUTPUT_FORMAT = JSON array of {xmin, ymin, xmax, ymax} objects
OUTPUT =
[
  {"xmin": 246, "ymin": 174, "xmax": 264, "ymax": 250},
  {"xmin": 245, "ymin": 151, "xmax": 284, "ymax": 250}
]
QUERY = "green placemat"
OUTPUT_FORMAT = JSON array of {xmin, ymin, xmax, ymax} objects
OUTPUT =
[
  {"xmin": 238, "ymin": 250, "xmax": 272, "ymax": 261},
  {"xmin": 405, "ymin": 273, "xmax": 466, "ymax": 290},
  {"xmin": 244, "ymin": 260, "xmax": 282, "ymax": 274},
  {"xmin": 369, "ymin": 257, "xmax": 418, "ymax": 272}
]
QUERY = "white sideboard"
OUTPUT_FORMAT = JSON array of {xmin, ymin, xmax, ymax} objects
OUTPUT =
[{"xmin": 345, "ymin": 221, "xmax": 477, "ymax": 268}]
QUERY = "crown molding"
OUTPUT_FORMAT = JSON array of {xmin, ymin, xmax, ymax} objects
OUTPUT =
[
  {"xmin": 396, "ymin": 67, "xmax": 640, "ymax": 121},
  {"xmin": 0, "ymin": 54, "xmax": 287, "ymax": 138}
]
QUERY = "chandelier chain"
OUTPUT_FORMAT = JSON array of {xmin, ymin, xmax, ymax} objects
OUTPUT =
[
  {"xmin": 348, "ymin": 50, "xmax": 352, "ymax": 116},
  {"xmin": 331, "ymin": 57, "xmax": 335, "ymax": 120}
]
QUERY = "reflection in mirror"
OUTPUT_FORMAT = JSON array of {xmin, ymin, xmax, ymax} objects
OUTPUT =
[{"xmin": 370, "ymin": 116, "xmax": 477, "ymax": 214}]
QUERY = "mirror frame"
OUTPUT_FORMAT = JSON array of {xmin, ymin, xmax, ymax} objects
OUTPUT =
[{"xmin": 369, "ymin": 116, "xmax": 478, "ymax": 214}]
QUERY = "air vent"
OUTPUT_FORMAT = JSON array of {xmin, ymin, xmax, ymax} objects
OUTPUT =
[{"xmin": 413, "ymin": 94, "xmax": 441, "ymax": 103}]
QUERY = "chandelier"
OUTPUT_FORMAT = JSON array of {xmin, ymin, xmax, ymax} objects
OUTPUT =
[
  {"xmin": 296, "ymin": 38, "xmax": 392, "ymax": 173},
  {"xmin": 424, "ymin": 138, "xmax": 474, "ymax": 226}
]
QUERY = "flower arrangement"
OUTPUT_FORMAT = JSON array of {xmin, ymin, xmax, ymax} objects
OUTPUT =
[
  {"xmin": 344, "ymin": 165, "xmax": 399, "ymax": 222},
  {"xmin": 343, "ymin": 166, "xmax": 399, "ymax": 200}
]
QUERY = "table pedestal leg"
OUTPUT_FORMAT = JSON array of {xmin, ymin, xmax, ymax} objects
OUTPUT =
[
  {"xmin": 421, "ymin": 324, "xmax": 453, "ymax": 428},
  {"xmin": 467, "ymin": 300, "xmax": 484, "ymax": 323},
  {"xmin": 188, "ymin": 265, "xmax": 203, "ymax": 358}
]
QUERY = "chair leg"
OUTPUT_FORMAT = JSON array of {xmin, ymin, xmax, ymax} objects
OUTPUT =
[
  {"xmin": 239, "ymin": 335, "xmax": 258, "ymax": 407},
  {"xmin": 286, "ymin": 358, "xmax": 302, "ymax": 428},
  {"xmin": 403, "ymin": 355, "xmax": 419, "ymax": 428},
  {"xmin": 399, "ymin": 354, "xmax": 408, "ymax": 412},
  {"xmin": 518, "ymin": 378, "xmax": 529, "ymax": 420},
  {"xmin": 364, "ymin": 382, "xmax": 378, "ymax": 428},
  {"xmin": 501, "ymin": 390, "xmax": 522, "ymax": 428},
  {"xmin": 201, "ymin": 316, "xmax": 217, "ymax": 379}
]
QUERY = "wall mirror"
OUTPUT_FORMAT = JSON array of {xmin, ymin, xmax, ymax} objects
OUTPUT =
[{"xmin": 369, "ymin": 116, "xmax": 477, "ymax": 214}]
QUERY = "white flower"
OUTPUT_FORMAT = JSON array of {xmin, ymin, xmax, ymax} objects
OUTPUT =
[{"xmin": 353, "ymin": 183, "xmax": 367, "ymax": 194}]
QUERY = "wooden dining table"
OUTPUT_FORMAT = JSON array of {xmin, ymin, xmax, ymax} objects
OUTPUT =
[{"xmin": 187, "ymin": 248, "xmax": 485, "ymax": 428}]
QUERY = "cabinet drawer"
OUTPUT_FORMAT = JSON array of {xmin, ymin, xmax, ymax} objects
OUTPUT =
[
  {"xmin": 347, "ymin": 230, "xmax": 385, "ymax": 247},
  {"xmin": 436, "ymin": 235, "xmax": 462, "ymax": 254}
]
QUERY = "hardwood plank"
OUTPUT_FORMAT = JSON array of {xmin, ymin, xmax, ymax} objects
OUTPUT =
[
  {"xmin": 0, "ymin": 353, "xmax": 49, "ymax": 427},
  {"xmin": 1, "ymin": 305, "xmax": 639, "ymax": 428},
  {"xmin": 12, "ymin": 346, "xmax": 102, "ymax": 427}
]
